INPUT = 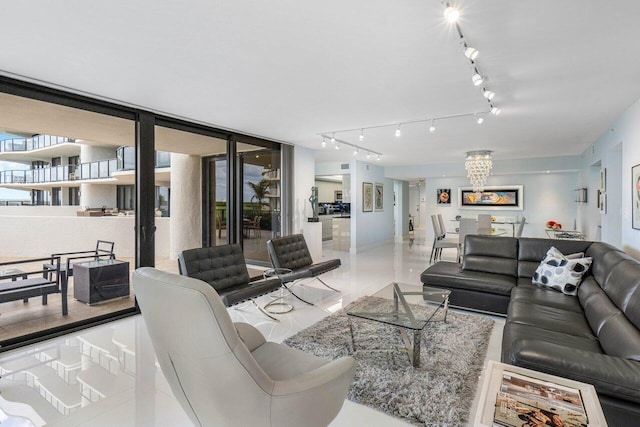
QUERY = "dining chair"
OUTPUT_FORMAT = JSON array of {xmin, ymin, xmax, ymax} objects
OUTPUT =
[
  {"xmin": 457, "ymin": 218, "xmax": 477, "ymax": 262},
  {"xmin": 514, "ymin": 216, "xmax": 526, "ymax": 238},
  {"xmin": 477, "ymin": 214, "xmax": 492, "ymax": 235},
  {"xmin": 437, "ymin": 214, "xmax": 455, "ymax": 237},
  {"xmin": 430, "ymin": 214, "xmax": 458, "ymax": 263}
]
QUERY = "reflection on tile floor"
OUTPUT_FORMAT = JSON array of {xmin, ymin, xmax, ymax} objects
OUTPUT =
[{"xmin": 0, "ymin": 232, "xmax": 504, "ymax": 426}]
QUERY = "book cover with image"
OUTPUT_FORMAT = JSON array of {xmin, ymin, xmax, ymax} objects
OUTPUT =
[{"xmin": 494, "ymin": 391, "xmax": 589, "ymax": 427}]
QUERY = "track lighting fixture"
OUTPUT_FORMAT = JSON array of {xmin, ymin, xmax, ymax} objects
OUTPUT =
[
  {"xmin": 491, "ymin": 107, "xmax": 501, "ymax": 115},
  {"xmin": 443, "ymin": 4, "xmax": 460, "ymax": 23},
  {"xmin": 483, "ymin": 90, "xmax": 495, "ymax": 100},
  {"xmin": 464, "ymin": 46, "xmax": 478, "ymax": 61},
  {"xmin": 429, "ymin": 120, "xmax": 436, "ymax": 134},
  {"xmin": 395, "ymin": 124, "xmax": 401, "ymax": 137},
  {"xmin": 475, "ymin": 114, "xmax": 484, "ymax": 125},
  {"xmin": 359, "ymin": 129, "xmax": 364, "ymax": 141},
  {"xmin": 377, "ymin": 154, "xmax": 381, "ymax": 161},
  {"xmin": 330, "ymin": 133, "xmax": 336, "ymax": 143},
  {"xmin": 472, "ymin": 73, "xmax": 483, "ymax": 86},
  {"xmin": 318, "ymin": 136, "xmax": 382, "ymax": 160}
]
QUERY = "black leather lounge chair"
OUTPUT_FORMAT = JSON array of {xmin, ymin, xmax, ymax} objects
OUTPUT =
[
  {"xmin": 178, "ymin": 244, "xmax": 283, "ymax": 321},
  {"xmin": 266, "ymin": 234, "xmax": 341, "ymax": 305}
]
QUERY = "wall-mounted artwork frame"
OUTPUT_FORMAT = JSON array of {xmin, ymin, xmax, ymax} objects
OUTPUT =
[
  {"xmin": 437, "ymin": 188, "xmax": 451, "ymax": 205},
  {"xmin": 599, "ymin": 192, "xmax": 607, "ymax": 215},
  {"xmin": 334, "ymin": 190, "xmax": 343, "ymax": 202},
  {"xmin": 458, "ymin": 185, "xmax": 524, "ymax": 210},
  {"xmin": 363, "ymin": 182, "xmax": 373, "ymax": 212},
  {"xmin": 374, "ymin": 183, "xmax": 384, "ymax": 211},
  {"xmin": 633, "ymin": 164, "xmax": 640, "ymax": 229},
  {"xmin": 600, "ymin": 168, "xmax": 607, "ymax": 192}
]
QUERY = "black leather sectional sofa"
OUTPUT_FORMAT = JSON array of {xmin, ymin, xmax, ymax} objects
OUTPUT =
[{"xmin": 420, "ymin": 235, "xmax": 640, "ymax": 426}]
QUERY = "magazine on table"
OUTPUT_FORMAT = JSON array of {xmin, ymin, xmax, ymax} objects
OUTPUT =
[{"xmin": 493, "ymin": 371, "xmax": 588, "ymax": 427}]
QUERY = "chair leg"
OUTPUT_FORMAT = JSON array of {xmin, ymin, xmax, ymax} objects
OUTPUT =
[
  {"xmin": 429, "ymin": 238, "xmax": 437, "ymax": 263},
  {"xmin": 234, "ymin": 300, "xmax": 280, "ymax": 322},
  {"xmin": 282, "ymin": 282, "xmax": 315, "ymax": 305},
  {"xmin": 251, "ymin": 300, "xmax": 280, "ymax": 322},
  {"xmin": 315, "ymin": 277, "xmax": 340, "ymax": 292}
]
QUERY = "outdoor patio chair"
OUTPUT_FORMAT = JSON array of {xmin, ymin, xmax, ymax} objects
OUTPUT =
[
  {"xmin": 133, "ymin": 267, "xmax": 355, "ymax": 427},
  {"xmin": 178, "ymin": 244, "xmax": 282, "ymax": 321}
]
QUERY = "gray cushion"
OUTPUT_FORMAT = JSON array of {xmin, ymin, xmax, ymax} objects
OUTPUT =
[
  {"xmin": 462, "ymin": 235, "xmax": 518, "ymax": 277},
  {"xmin": 510, "ymin": 282, "xmax": 584, "ymax": 313},
  {"xmin": 506, "ymin": 300, "xmax": 596, "ymax": 338},
  {"xmin": 421, "ymin": 261, "xmax": 515, "ymax": 296}
]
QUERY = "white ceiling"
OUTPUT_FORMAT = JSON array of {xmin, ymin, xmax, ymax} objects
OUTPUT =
[{"xmin": 1, "ymin": 1, "xmax": 640, "ymax": 166}]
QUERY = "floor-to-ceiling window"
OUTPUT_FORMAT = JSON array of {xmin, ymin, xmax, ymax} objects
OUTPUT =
[
  {"xmin": 0, "ymin": 85, "xmax": 138, "ymax": 348},
  {"xmin": 238, "ymin": 142, "xmax": 281, "ymax": 264},
  {"xmin": 0, "ymin": 76, "xmax": 291, "ymax": 351}
]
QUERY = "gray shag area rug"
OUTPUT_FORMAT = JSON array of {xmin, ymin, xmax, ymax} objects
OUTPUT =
[{"xmin": 283, "ymin": 296, "xmax": 495, "ymax": 426}]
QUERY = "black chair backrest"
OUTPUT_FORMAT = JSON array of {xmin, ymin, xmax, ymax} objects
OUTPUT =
[
  {"xmin": 267, "ymin": 234, "xmax": 313, "ymax": 271},
  {"xmin": 178, "ymin": 244, "xmax": 250, "ymax": 292},
  {"xmin": 96, "ymin": 240, "xmax": 115, "ymax": 259}
]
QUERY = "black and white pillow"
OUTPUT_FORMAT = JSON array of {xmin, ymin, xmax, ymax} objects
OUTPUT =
[{"xmin": 532, "ymin": 247, "xmax": 592, "ymax": 296}]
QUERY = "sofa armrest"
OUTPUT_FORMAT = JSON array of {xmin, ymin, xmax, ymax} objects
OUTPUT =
[{"xmin": 510, "ymin": 339, "xmax": 640, "ymax": 404}]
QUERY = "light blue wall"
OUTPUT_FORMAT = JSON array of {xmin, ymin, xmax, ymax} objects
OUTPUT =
[
  {"xmin": 351, "ymin": 161, "xmax": 394, "ymax": 252},
  {"xmin": 578, "ymin": 96, "xmax": 640, "ymax": 259}
]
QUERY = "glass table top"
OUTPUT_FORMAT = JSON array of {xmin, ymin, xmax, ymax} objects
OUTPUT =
[{"xmin": 346, "ymin": 282, "xmax": 450, "ymax": 331}]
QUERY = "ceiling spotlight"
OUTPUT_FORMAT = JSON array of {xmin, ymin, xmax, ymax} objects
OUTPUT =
[
  {"xmin": 321, "ymin": 137, "xmax": 327, "ymax": 148},
  {"xmin": 472, "ymin": 73, "xmax": 483, "ymax": 86},
  {"xmin": 330, "ymin": 133, "xmax": 336, "ymax": 143},
  {"xmin": 443, "ymin": 5, "xmax": 460, "ymax": 23},
  {"xmin": 359, "ymin": 129, "xmax": 364, "ymax": 141},
  {"xmin": 353, "ymin": 148, "xmax": 358, "ymax": 156},
  {"xmin": 395, "ymin": 124, "xmax": 401, "ymax": 137},
  {"xmin": 335, "ymin": 142, "xmax": 340, "ymax": 150},
  {"xmin": 366, "ymin": 152, "xmax": 371, "ymax": 159},
  {"xmin": 491, "ymin": 107, "xmax": 501, "ymax": 115},
  {"xmin": 464, "ymin": 46, "xmax": 479, "ymax": 61},
  {"xmin": 483, "ymin": 90, "xmax": 495, "ymax": 100},
  {"xmin": 377, "ymin": 154, "xmax": 381, "ymax": 161},
  {"xmin": 429, "ymin": 119, "xmax": 436, "ymax": 134},
  {"xmin": 475, "ymin": 114, "xmax": 484, "ymax": 125}
]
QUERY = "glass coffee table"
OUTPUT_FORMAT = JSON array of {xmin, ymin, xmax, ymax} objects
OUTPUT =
[{"xmin": 346, "ymin": 282, "xmax": 450, "ymax": 368}]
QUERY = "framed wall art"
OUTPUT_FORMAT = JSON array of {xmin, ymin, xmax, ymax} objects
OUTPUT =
[
  {"xmin": 374, "ymin": 183, "xmax": 384, "ymax": 211},
  {"xmin": 363, "ymin": 182, "xmax": 373, "ymax": 212},
  {"xmin": 600, "ymin": 168, "xmax": 607, "ymax": 192},
  {"xmin": 458, "ymin": 185, "xmax": 524, "ymax": 210},
  {"xmin": 437, "ymin": 188, "xmax": 451, "ymax": 204},
  {"xmin": 633, "ymin": 164, "xmax": 640, "ymax": 229}
]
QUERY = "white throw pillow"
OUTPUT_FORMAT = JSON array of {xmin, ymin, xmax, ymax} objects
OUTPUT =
[{"xmin": 532, "ymin": 247, "xmax": 592, "ymax": 296}]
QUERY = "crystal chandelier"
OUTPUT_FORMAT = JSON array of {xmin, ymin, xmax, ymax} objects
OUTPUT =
[{"xmin": 465, "ymin": 150, "xmax": 493, "ymax": 193}]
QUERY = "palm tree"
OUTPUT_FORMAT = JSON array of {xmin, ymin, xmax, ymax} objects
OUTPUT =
[{"xmin": 248, "ymin": 179, "xmax": 271, "ymax": 213}]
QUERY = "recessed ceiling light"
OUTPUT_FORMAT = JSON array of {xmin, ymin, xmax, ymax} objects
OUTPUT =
[
  {"xmin": 429, "ymin": 119, "xmax": 436, "ymax": 134},
  {"xmin": 353, "ymin": 149, "xmax": 358, "ymax": 156},
  {"xmin": 395, "ymin": 124, "xmax": 401, "ymax": 137},
  {"xmin": 359, "ymin": 129, "xmax": 364, "ymax": 141},
  {"xmin": 335, "ymin": 142, "xmax": 340, "ymax": 150}
]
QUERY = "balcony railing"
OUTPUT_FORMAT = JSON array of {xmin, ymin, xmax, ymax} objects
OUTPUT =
[
  {"xmin": 0, "ymin": 135, "xmax": 75, "ymax": 153},
  {"xmin": 0, "ymin": 152, "xmax": 170, "ymax": 185}
]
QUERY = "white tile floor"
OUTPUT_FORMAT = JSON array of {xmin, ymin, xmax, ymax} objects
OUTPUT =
[{"xmin": 0, "ymin": 232, "xmax": 505, "ymax": 426}]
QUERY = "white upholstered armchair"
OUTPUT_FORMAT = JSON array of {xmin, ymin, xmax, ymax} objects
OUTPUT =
[{"xmin": 133, "ymin": 267, "xmax": 355, "ymax": 427}]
